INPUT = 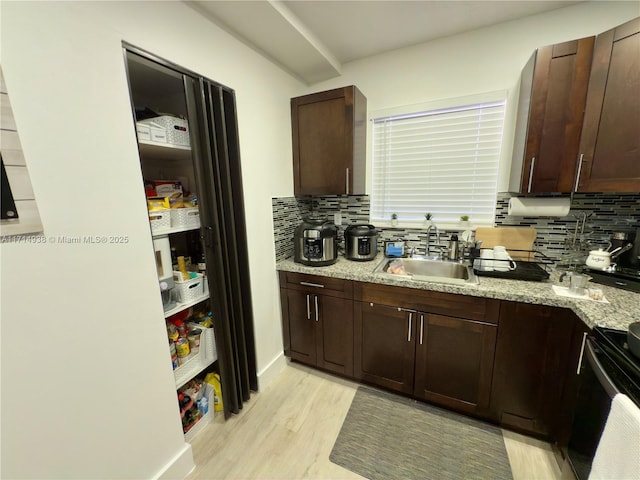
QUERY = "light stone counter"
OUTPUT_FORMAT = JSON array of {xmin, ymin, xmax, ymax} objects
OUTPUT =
[{"xmin": 277, "ymin": 254, "xmax": 640, "ymax": 331}]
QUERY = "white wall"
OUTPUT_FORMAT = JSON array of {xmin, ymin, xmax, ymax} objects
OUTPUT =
[
  {"xmin": 0, "ymin": 1, "xmax": 300, "ymax": 478},
  {"xmin": 302, "ymin": 1, "xmax": 640, "ymax": 193}
]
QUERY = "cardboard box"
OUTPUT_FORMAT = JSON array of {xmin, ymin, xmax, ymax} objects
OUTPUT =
[{"xmin": 155, "ymin": 181, "xmax": 183, "ymax": 197}]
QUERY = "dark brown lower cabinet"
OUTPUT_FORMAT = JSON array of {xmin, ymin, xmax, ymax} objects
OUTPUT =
[
  {"xmin": 354, "ymin": 302, "xmax": 416, "ymax": 394},
  {"xmin": 490, "ymin": 302, "xmax": 576, "ymax": 438},
  {"xmin": 280, "ymin": 272, "xmax": 354, "ymax": 377},
  {"xmin": 280, "ymin": 274, "xmax": 590, "ymax": 448},
  {"xmin": 354, "ymin": 300, "xmax": 497, "ymax": 416},
  {"xmin": 556, "ymin": 314, "xmax": 591, "ymax": 458},
  {"xmin": 414, "ymin": 313, "xmax": 497, "ymax": 416}
]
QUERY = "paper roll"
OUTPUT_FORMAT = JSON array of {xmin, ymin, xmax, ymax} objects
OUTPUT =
[{"xmin": 508, "ymin": 197, "xmax": 570, "ymax": 217}]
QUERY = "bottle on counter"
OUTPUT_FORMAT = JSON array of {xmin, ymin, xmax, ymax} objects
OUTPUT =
[{"xmin": 449, "ymin": 234, "xmax": 459, "ymax": 261}]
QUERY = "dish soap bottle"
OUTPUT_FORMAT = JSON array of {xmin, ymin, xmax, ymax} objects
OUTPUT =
[{"xmin": 449, "ymin": 234, "xmax": 459, "ymax": 261}]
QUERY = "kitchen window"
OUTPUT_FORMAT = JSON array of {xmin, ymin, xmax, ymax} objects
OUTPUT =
[{"xmin": 371, "ymin": 93, "xmax": 507, "ymax": 227}]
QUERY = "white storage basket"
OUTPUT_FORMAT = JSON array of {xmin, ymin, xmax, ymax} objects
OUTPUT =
[
  {"xmin": 139, "ymin": 116, "xmax": 190, "ymax": 146},
  {"xmin": 149, "ymin": 210, "xmax": 170, "ymax": 234},
  {"xmin": 170, "ymin": 207, "xmax": 200, "ymax": 229},
  {"xmin": 173, "ymin": 272, "xmax": 205, "ymax": 303}
]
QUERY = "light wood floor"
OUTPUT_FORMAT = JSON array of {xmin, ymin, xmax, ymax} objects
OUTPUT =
[{"xmin": 187, "ymin": 362, "xmax": 561, "ymax": 480}]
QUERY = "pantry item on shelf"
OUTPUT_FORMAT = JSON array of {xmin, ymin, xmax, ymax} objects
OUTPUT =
[
  {"xmin": 175, "ymin": 337, "xmax": 190, "ymax": 364},
  {"xmin": 204, "ymin": 372, "xmax": 224, "ymax": 412},
  {"xmin": 154, "ymin": 180, "xmax": 182, "ymax": 197},
  {"xmin": 168, "ymin": 192, "xmax": 184, "ymax": 209},
  {"xmin": 198, "ymin": 395, "xmax": 209, "ymax": 415},
  {"xmin": 177, "ymin": 256, "xmax": 190, "ymax": 281},
  {"xmin": 169, "ymin": 341, "xmax": 178, "ymax": 370},
  {"xmin": 147, "ymin": 196, "xmax": 170, "ymax": 210},
  {"xmin": 168, "ymin": 308, "xmax": 190, "ymax": 325},
  {"xmin": 178, "ymin": 392, "xmax": 200, "ymax": 432},
  {"xmin": 180, "ymin": 379, "xmax": 203, "ymax": 400},
  {"xmin": 193, "ymin": 311, "xmax": 213, "ymax": 328},
  {"xmin": 187, "ymin": 329, "xmax": 201, "ymax": 355},
  {"xmin": 167, "ymin": 322, "xmax": 179, "ymax": 342},
  {"xmin": 172, "ymin": 318, "xmax": 188, "ymax": 338}
]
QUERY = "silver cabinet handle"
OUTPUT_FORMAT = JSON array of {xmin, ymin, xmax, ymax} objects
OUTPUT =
[
  {"xmin": 314, "ymin": 295, "xmax": 319, "ymax": 321},
  {"xmin": 574, "ymin": 154, "xmax": 584, "ymax": 192},
  {"xmin": 527, "ymin": 156, "xmax": 536, "ymax": 193},
  {"xmin": 407, "ymin": 312, "xmax": 413, "ymax": 342},
  {"xmin": 300, "ymin": 281, "xmax": 324, "ymax": 288},
  {"xmin": 306, "ymin": 294, "xmax": 311, "ymax": 320},
  {"xmin": 576, "ymin": 331, "xmax": 588, "ymax": 375},
  {"xmin": 419, "ymin": 314, "xmax": 424, "ymax": 345},
  {"xmin": 346, "ymin": 168, "xmax": 350, "ymax": 195}
]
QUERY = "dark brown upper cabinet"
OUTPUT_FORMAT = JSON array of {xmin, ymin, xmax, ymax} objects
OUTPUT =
[
  {"xmin": 511, "ymin": 36, "xmax": 595, "ymax": 193},
  {"xmin": 291, "ymin": 86, "xmax": 366, "ymax": 196},
  {"xmin": 576, "ymin": 17, "xmax": 640, "ymax": 192}
]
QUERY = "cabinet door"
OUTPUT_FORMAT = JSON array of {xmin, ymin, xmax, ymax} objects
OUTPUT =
[
  {"xmin": 556, "ymin": 315, "xmax": 591, "ymax": 457},
  {"xmin": 577, "ymin": 17, "xmax": 640, "ymax": 192},
  {"xmin": 286, "ymin": 289, "xmax": 317, "ymax": 366},
  {"xmin": 354, "ymin": 302, "xmax": 416, "ymax": 394},
  {"xmin": 490, "ymin": 302, "xmax": 574, "ymax": 438},
  {"xmin": 414, "ymin": 313, "xmax": 496, "ymax": 416},
  {"xmin": 520, "ymin": 37, "xmax": 594, "ymax": 193},
  {"xmin": 317, "ymin": 294, "xmax": 354, "ymax": 377},
  {"xmin": 291, "ymin": 86, "xmax": 366, "ymax": 195}
]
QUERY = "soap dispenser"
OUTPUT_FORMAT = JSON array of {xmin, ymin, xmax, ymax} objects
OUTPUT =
[{"xmin": 449, "ymin": 234, "xmax": 459, "ymax": 261}]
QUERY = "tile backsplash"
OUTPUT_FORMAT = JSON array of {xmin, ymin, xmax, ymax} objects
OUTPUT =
[{"xmin": 272, "ymin": 193, "xmax": 639, "ymax": 264}]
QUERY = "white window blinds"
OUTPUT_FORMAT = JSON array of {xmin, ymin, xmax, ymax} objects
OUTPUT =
[{"xmin": 371, "ymin": 99, "xmax": 506, "ymax": 226}]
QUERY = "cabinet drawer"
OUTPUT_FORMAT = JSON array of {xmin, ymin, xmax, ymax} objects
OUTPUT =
[
  {"xmin": 355, "ymin": 282, "xmax": 499, "ymax": 324},
  {"xmin": 280, "ymin": 272, "xmax": 352, "ymax": 298}
]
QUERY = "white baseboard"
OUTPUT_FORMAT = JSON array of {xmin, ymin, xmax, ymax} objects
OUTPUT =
[
  {"xmin": 153, "ymin": 443, "xmax": 195, "ymax": 480},
  {"xmin": 256, "ymin": 352, "xmax": 287, "ymax": 391}
]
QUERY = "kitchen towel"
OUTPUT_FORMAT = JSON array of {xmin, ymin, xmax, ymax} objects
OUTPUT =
[
  {"xmin": 589, "ymin": 393, "xmax": 640, "ymax": 480},
  {"xmin": 508, "ymin": 197, "xmax": 570, "ymax": 217}
]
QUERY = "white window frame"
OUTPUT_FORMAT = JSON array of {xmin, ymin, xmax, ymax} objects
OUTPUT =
[{"xmin": 370, "ymin": 91, "xmax": 507, "ymax": 230}]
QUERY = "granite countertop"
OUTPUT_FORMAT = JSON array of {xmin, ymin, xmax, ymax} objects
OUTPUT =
[{"xmin": 276, "ymin": 254, "xmax": 640, "ymax": 331}]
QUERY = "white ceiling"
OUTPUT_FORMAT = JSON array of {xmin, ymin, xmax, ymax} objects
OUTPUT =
[{"xmin": 187, "ymin": 0, "xmax": 582, "ymax": 84}]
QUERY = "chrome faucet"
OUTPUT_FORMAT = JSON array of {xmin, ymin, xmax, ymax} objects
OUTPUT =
[{"xmin": 425, "ymin": 224, "xmax": 440, "ymax": 256}]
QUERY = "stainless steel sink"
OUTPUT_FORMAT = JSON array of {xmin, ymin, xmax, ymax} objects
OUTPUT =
[{"xmin": 373, "ymin": 257, "xmax": 479, "ymax": 285}]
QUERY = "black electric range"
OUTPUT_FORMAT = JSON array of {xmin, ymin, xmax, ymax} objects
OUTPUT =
[
  {"xmin": 566, "ymin": 326, "xmax": 640, "ymax": 480},
  {"xmin": 592, "ymin": 327, "xmax": 640, "ymax": 406},
  {"xmin": 587, "ymin": 266, "xmax": 640, "ymax": 293}
]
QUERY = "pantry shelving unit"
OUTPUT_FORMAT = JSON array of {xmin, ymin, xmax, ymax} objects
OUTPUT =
[
  {"xmin": 123, "ymin": 42, "xmax": 257, "ymax": 433},
  {"xmin": 125, "ymin": 50, "xmax": 219, "ymax": 442}
]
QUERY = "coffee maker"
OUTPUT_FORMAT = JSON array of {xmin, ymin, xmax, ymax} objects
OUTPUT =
[{"xmin": 610, "ymin": 229, "xmax": 639, "ymax": 270}]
